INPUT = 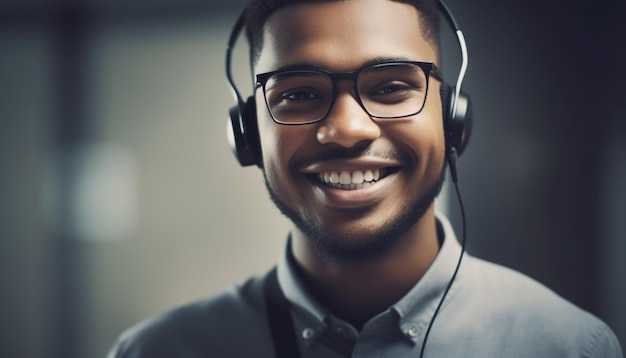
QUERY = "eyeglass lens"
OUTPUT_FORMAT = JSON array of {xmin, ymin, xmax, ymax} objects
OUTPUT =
[{"xmin": 262, "ymin": 63, "xmax": 429, "ymax": 124}]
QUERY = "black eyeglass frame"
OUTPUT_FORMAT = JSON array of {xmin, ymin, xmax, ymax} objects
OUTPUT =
[{"xmin": 255, "ymin": 60, "xmax": 442, "ymax": 125}]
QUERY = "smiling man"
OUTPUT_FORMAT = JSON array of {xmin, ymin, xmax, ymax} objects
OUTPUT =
[
  {"xmin": 255, "ymin": 0, "xmax": 448, "ymax": 333},
  {"xmin": 107, "ymin": 0, "xmax": 623, "ymax": 357}
]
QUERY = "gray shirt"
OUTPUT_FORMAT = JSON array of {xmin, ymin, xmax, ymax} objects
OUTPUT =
[{"xmin": 108, "ymin": 215, "xmax": 623, "ymax": 357}]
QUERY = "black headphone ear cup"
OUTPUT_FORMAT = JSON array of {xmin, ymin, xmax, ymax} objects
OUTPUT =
[
  {"xmin": 440, "ymin": 83, "xmax": 472, "ymax": 156},
  {"xmin": 227, "ymin": 96, "xmax": 261, "ymax": 167},
  {"xmin": 243, "ymin": 97, "xmax": 262, "ymax": 167},
  {"xmin": 452, "ymin": 90, "xmax": 472, "ymax": 156}
]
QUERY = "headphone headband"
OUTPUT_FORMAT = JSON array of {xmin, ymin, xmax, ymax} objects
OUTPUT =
[{"xmin": 226, "ymin": 12, "xmax": 246, "ymax": 106}]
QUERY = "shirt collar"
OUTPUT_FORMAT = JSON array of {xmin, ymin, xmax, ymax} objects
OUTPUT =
[
  {"xmin": 277, "ymin": 237, "xmax": 328, "ymax": 323},
  {"xmin": 393, "ymin": 212, "xmax": 465, "ymax": 343},
  {"xmin": 277, "ymin": 212, "xmax": 465, "ymax": 344}
]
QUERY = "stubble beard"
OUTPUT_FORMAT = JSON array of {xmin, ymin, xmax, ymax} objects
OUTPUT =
[{"xmin": 263, "ymin": 159, "xmax": 447, "ymax": 269}]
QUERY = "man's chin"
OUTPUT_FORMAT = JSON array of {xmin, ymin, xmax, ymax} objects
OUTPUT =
[{"xmin": 264, "ymin": 167, "xmax": 446, "ymax": 268}]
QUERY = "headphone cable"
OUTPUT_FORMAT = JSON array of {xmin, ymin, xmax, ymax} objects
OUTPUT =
[{"xmin": 418, "ymin": 147, "xmax": 467, "ymax": 358}]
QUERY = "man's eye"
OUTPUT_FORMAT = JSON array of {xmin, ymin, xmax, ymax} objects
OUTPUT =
[
  {"xmin": 371, "ymin": 82, "xmax": 414, "ymax": 96},
  {"xmin": 282, "ymin": 89, "xmax": 320, "ymax": 101}
]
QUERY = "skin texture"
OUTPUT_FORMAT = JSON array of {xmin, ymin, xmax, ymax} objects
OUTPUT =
[{"xmin": 255, "ymin": 0, "xmax": 446, "ymax": 328}]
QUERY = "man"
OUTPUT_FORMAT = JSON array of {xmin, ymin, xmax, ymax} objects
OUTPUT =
[{"xmin": 107, "ymin": 0, "xmax": 623, "ymax": 357}]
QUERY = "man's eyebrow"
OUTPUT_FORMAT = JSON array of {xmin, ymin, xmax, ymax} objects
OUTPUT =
[
  {"xmin": 270, "ymin": 63, "xmax": 329, "ymax": 73},
  {"xmin": 361, "ymin": 56, "xmax": 415, "ymax": 68},
  {"xmin": 268, "ymin": 57, "xmax": 418, "ymax": 73}
]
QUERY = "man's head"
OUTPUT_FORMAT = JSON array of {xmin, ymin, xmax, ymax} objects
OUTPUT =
[{"xmin": 245, "ymin": 0, "xmax": 447, "ymax": 266}]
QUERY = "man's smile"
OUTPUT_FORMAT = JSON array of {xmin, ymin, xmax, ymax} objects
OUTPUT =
[
  {"xmin": 293, "ymin": 155, "xmax": 407, "ymax": 209},
  {"xmin": 320, "ymin": 168, "xmax": 381, "ymax": 188},
  {"xmin": 316, "ymin": 167, "xmax": 405, "ymax": 190},
  {"xmin": 300, "ymin": 154, "xmax": 404, "ymax": 187}
]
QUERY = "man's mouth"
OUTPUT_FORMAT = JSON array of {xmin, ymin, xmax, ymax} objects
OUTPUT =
[{"xmin": 316, "ymin": 168, "xmax": 399, "ymax": 190}]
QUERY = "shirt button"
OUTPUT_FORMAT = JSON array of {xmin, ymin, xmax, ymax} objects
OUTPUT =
[
  {"xmin": 403, "ymin": 324, "xmax": 419, "ymax": 338},
  {"xmin": 302, "ymin": 327, "xmax": 316, "ymax": 340}
]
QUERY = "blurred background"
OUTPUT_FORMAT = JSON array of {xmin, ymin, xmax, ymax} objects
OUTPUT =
[{"xmin": 0, "ymin": 0, "xmax": 624, "ymax": 357}]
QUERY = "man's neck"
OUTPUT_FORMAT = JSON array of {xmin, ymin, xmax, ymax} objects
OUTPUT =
[{"xmin": 290, "ymin": 208, "xmax": 441, "ymax": 330}]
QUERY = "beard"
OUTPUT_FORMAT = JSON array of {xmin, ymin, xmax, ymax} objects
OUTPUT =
[{"xmin": 263, "ymin": 157, "xmax": 447, "ymax": 268}]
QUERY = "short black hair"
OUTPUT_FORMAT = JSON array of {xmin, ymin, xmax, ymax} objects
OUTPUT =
[{"xmin": 243, "ymin": 0, "xmax": 441, "ymax": 66}]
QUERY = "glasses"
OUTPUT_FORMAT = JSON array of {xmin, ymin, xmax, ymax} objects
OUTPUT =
[{"xmin": 256, "ymin": 61, "xmax": 441, "ymax": 125}]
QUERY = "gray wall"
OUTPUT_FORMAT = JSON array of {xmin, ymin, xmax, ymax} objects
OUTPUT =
[{"xmin": 0, "ymin": 1, "xmax": 623, "ymax": 357}]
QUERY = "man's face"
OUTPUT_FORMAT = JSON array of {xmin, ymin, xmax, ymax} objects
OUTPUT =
[{"xmin": 255, "ymin": 0, "xmax": 446, "ymax": 264}]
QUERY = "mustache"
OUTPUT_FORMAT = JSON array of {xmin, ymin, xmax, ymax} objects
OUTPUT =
[{"xmin": 290, "ymin": 146, "xmax": 411, "ymax": 172}]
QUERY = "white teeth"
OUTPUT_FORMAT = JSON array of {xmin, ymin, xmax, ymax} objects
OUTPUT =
[
  {"xmin": 364, "ymin": 170, "xmax": 374, "ymax": 182},
  {"xmin": 319, "ymin": 169, "xmax": 385, "ymax": 187},
  {"xmin": 339, "ymin": 171, "xmax": 351, "ymax": 185},
  {"xmin": 352, "ymin": 171, "xmax": 364, "ymax": 184}
]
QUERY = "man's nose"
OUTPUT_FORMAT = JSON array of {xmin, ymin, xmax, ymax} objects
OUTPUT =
[{"xmin": 316, "ymin": 85, "xmax": 381, "ymax": 148}]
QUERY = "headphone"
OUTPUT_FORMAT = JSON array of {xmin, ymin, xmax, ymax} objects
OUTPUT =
[{"xmin": 225, "ymin": 0, "xmax": 473, "ymax": 171}]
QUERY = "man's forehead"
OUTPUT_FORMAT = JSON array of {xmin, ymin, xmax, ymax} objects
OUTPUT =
[{"xmin": 255, "ymin": 0, "xmax": 436, "ymax": 73}]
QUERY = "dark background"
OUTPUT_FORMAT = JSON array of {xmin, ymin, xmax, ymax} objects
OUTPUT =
[{"xmin": 1, "ymin": 0, "xmax": 624, "ymax": 357}]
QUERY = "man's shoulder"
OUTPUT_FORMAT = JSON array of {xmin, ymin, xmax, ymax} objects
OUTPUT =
[
  {"xmin": 464, "ymin": 256, "xmax": 595, "ymax": 322},
  {"xmin": 466, "ymin": 256, "xmax": 585, "ymax": 313},
  {"xmin": 456, "ymin": 256, "xmax": 623, "ymax": 357},
  {"xmin": 107, "ymin": 273, "xmax": 274, "ymax": 358}
]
